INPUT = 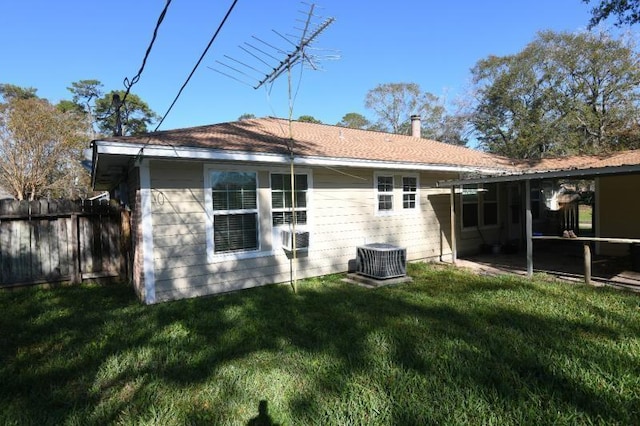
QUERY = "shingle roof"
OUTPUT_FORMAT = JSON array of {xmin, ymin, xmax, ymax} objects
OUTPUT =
[
  {"xmin": 96, "ymin": 117, "xmax": 640, "ymax": 177},
  {"xmin": 98, "ymin": 117, "xmax": 515, "ymax": 171},
  {"xmin": 517, "ymin": 149, "xmax": 640, "ymax": 172}
]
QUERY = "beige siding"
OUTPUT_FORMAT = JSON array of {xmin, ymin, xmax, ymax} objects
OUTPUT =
[
  {"xmin": 146, "ymin": 160, "xmax": 457, "ymax": 302},
  {"xmin": 597, "ymin": 174, "xmax": 640, "ymax": 256}
]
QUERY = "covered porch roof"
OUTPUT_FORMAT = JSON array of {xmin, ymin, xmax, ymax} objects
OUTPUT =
[
  {"xmin": 437, "ymin": 149, "xmax": 640, "ymax": 187},
  {"xmin": 435, "ymin": 149, "xmax": 640, "ymax": 285}
]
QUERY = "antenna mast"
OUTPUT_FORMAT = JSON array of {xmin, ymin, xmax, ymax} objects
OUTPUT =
[{"xmin": 212, "ymin": 3, "xmax": 335, "ymax": 293}]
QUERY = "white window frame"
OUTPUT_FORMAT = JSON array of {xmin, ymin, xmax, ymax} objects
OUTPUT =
[
  {"xmin": 375, "ymin": 173, "xmax": 394, "ymax": 215},
  {"xmin": 204, "ymin": 165, "xmax": 268, "ymax": 263},
  {"xmin": 270, "ymin": 169, "xmax": 312, "ymax": 251},
  {"xmin": 270, "ymin": 172, "xmax": 309, "ymax": 228},
  {"xmin": 374, "ymin": 172, "xmax": 420, "ymax": 215},
  {"xmin": 402, "ymin": 175, "xmax": 419, "ymax": 210}
]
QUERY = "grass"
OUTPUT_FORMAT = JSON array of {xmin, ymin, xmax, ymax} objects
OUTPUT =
[
  {"xmin": 579, "ymin": 204, "xmax": 593, "ymax": 230},
  {"xmin": 1, "ymin": 264, "xmax": 639, "ymax": 425}
]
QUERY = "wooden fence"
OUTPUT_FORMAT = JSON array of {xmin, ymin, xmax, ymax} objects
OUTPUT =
[{"xmin": 0, "ymin": 199, "xmax": 128, "ymax": 287}]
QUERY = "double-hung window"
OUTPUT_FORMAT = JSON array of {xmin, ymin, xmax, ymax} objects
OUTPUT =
[
  {"xmin": 271, "ymin": 173, "xmax": 308, "ymax": 226},
  {"xmin": 461, "ymin": 183, "xmax": 498, "ymax": 228},
  {"xmin": 377, "ymin": 175, "xmax": 394, "ymax": 212},
  {"xmin": 210, "ymin": 171, "xmax": 258, "ymax": 253},
  {"xmin": 402, "ymin": 176, "xmax": 418, "ymax": 209}
]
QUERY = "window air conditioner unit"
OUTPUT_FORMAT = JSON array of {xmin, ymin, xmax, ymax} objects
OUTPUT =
[
  {"xmin": 281, "ymin": 230, "xmax": 310, "ymax": 252},
  {"xmin": 356, "ymin": 243, "xmax": 406, "ymax": 279}
]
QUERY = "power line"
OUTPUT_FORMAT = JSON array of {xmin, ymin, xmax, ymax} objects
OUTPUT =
[
  {"xmin": 113, "ymin": 0, "xmax": 172, "ymax": 135},
  {"xmin": 154, "ymin": 0, "xmax": 239, "ymax": 131},
  {"xmin": 122, "ymin": 0, "xmax": 172, "ymax": 105}
]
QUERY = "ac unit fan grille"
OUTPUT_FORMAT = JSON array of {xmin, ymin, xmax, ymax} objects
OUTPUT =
[{"xmin": 356, "ymin": 243, "xmax": 406, "ymax": 279}]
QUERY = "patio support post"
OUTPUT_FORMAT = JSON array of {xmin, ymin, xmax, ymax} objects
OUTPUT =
[
  {"xmin": 450, "ymin": 185, "xmax": 457, "ymax": 264},
  {"xmin": 584, "ymin": 243, "xmax": 592, "ymax": 285},
  {"xmin": 525, "ymin": 179, "xmax": 533, "ymax": 278}
]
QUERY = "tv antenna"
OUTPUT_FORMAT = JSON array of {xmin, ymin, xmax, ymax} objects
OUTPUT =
[
  {"xmin": 211, "ymin": 2, "xmax": 336, "ymax": 294},
  {"xmin": 210, "ymin": 3, "xmax": 336, "ymax": 90}
]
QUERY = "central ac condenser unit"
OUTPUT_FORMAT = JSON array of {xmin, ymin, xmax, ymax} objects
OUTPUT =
[{"xmin": 356, "ymin": 243, "xmax": 406, "ymax": 279}]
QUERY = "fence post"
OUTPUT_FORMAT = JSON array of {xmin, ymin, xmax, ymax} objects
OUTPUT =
[{"xmin": 70, "ymin": 213, "xmax": 81, "ymax": 284}]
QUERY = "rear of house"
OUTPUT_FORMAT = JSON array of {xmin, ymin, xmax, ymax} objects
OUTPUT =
[{"xmin": 92, "ymin": 117, "xmax": 508, "ymax": 303}]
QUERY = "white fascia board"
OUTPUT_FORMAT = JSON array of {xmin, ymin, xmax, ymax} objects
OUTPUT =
[{"xmin": 93, "ymin": 140, "xmax": 501, "ymax": 174}]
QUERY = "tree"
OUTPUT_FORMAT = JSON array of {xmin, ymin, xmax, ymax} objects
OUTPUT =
[
  {"xmin": 584, "ymin": 0, "xmax": 640, "ymax": 27},
  {"xmin": 0, "ymin": 84, "xmax": 38, "ymax": 102},
  {"xmin": 337, "ymin": 112, "xmax": 370, "ymax": 129},
  {"xmin": 469, "ymin": 30, "xmax": 640, "ymax": 158},
  {"xmin": 0, "ymin": 95, "xmax": 88, "ymax": 200},
  {"xmin": 64, "ymin": 80, "xmax": 159, "ymax": 137},
  {"xmin": 365, "ymin": 83, "xmax": 424, "ymax": 134},
  {"xmin": 94, "ymin": 90, "xmax": 159, "ymax": 136},
  {"xmin": 67, "ymin": 80, "xmax": 103, "ymax": 136},
  {"xmin": 364, "ymin": 82, "xmax": 467, "ymax": 144},
  {"xmin": 297, "ymin": 115, "xmax": 322, "ymax": 123},
  {"xmin": 238, "ymin": 113, "xmax": 256, "ymax": 120}
]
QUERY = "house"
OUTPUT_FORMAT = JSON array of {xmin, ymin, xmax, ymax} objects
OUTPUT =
[{"xmin": 90, "ymin": 117, "xmax": 640, "ymax": 303}]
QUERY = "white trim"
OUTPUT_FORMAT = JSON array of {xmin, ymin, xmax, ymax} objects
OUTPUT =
[
  {"xmin": 374, "ymin": 173, "xmax": 394, "ymax": 215},
  {"xmin": 93, "ymin": 140, "xmax": 500, "ymax": 174},
  {"xmin": 401, "ymin": 174, "xmax": 420, "ymax": 211},
  {"xmin": 204, "ymin": 166, "xmax": 268, "ymax": 262},
  {"xmin": 139, "ymin": 160, "xmax": 156, "ymax": 304},
  {"xmin": 269, "ymin": 169, "xmax": 314, "ymax": 251}
]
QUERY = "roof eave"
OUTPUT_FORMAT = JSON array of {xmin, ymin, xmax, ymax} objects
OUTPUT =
[
  {"xmin": 92, "ymin": 140, "xmax": 503, "ymax": 175},
  {"xmin": 437, "ymin": 164, "xmax": 640, "ymax": 187}
]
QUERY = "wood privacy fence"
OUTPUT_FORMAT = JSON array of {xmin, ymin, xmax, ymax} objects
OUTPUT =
[{"xmin": 0, "ymin": 199, "xmax": 129, "ymax": 287}]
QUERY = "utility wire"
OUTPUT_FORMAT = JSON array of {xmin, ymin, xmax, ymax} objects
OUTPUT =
[
  {"xmin": 113, "ymin": 0, "xmax": 172, "ymax": 135},
  {"xmin": 121, "ymin": 0, "xmax": 172, "ymax": 106},
  {"xmin": 154, "ymin": 0, "xmax": 239, "ymax": 131}
]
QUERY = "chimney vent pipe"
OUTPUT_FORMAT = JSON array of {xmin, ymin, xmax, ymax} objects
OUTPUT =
[{"xmin": 410, "ymin": 115, "xmax": 421, "ymax": 138}]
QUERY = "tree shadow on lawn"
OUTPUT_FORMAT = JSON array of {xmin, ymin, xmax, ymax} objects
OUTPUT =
[{"xmin": 1, "ymin": 268, "xmax": 639, "ymax": 424}]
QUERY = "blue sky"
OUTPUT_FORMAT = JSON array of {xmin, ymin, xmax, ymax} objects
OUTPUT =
[{"xmin": 0, "ymin": 1, "xmax": 617, "ymax": 131}]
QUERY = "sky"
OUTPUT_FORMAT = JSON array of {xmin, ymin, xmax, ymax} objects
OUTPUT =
[{"xmin": 0, "ymin": 0, "xmax": 623, "ymax": 132}]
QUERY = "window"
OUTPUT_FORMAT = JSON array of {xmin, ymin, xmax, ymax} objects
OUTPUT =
[
  {"xmin": 271, "ymin": 173, "xmax": 308, "ymax": 226},
  {"xmin": 462, "ymin": 183, "xmax": 499, "ymax": 228},
  {"xmin": 483, "ymin": 183, "xmax": 498, "ymax": 226},
  {"xmin": 462, "ymin": 184, "xmax": 479, "ymax": 228},
  {"xmin": 377, "ymin": 175, "xmax": 393, "ymax": 211},
  {"xmin": 210, "ymin": 171, "xmax": 258, "ymax": 253},
  {"xmin": 402, "ymin": 176, "xmax": 417, "ymax": 209}
]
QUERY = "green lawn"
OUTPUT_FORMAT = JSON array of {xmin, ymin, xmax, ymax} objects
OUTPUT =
[{"xmin": 1, "ymin": 264, "xmax": 639, "ymax": 425}]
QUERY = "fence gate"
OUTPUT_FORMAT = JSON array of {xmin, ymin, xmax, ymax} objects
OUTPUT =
[{"xmin": 0, "ymin": 199, "xmax": 127, "ymax": 287}]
